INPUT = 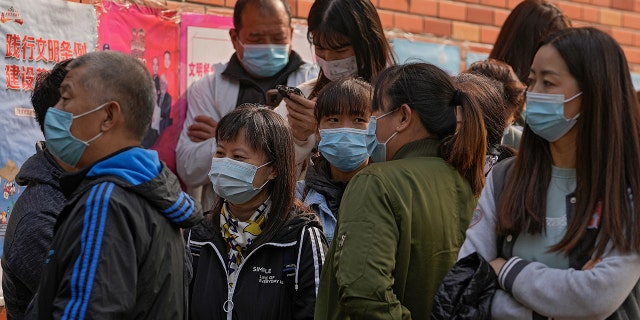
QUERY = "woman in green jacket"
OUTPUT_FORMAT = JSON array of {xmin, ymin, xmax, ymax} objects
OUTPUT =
[{"xmin": 315, "ymin": 63, "xmax": 488, "ymax": 319}]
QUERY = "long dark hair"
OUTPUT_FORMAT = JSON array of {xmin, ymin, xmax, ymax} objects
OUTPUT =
[
  {"xmin": 210, "ymin": 104, "xmax": 302, "ymax": 248},
  {"xmin": 307, "ymin": 0, "xmax": 394, "ymax": 98},
  {"xmin": 489, "ymin": 0, "xmax": 570, "ymax": 83},
  {"xmin": 497, "ymin": 28, "xmax": 640, "ymax": 258},
  {"xmin": 373, "ymin": 63, "xmax": 487, "ymax": 196}
]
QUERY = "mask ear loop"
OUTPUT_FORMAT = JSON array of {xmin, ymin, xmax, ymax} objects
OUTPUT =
[
  {"xmin": 72, "ymin": 101, "xmax": 110, "ymax": 119},
  {"xmin": 564, "ymin": 91, "xmax": 583, "ymax": 102},
  {"xmin": 253, "ymin": 161, "xmax": 274, "ymax": 190}
]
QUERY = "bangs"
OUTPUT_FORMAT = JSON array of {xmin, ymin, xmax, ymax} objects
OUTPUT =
[
  {"xmin": 216, "ymin": 105, "xmax": 273, "ymax": 159},
  {"xmin": 308, "ymin": 29, "xmax": 351, "ymax": 51},
  {"xmin": 315, "ymin": 78, "xmax": 372, "ymax": 121}
]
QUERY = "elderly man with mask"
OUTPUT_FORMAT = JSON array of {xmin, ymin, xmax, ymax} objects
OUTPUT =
[
  {"xmin": 25, "ymin": 51, "xmax": 202, "ymax": 319},
  {"xmin": 176, "ymin": 0, "xmax": 317, "ymax": 210}
]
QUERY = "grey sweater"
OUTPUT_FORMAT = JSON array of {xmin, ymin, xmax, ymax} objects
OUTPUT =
[
  {"xmin": 459, "ymin": 167, "xmax": 640, "ymax": 320},
  {"xmin": 2, "ymin": 146, "xmax": 66, "ymax": 320}
]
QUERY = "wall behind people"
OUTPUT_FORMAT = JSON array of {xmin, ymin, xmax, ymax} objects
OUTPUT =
[
  {"xmin": 50, "ymin": 0, "xmax": 640, "ymax": 101},
  {"xmin": 63, "ymin": 0, "xmax": 640, "ymax": 84}
]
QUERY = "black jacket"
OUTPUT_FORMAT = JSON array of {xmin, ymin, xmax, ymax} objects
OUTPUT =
[
  {"xmin": 431, "ymin": 252, "xmax": 498, "ymax": 320},
  {"xmin": 25, "ymin": 147, "xmax": 203, "ymax": 320},
  {"xmin": 188, "ymin": 209, "xmax": 327, "ymax": 320},
  {"xmin": 2, "ymin": 145, "xmax": 66, "ymax": 320}
]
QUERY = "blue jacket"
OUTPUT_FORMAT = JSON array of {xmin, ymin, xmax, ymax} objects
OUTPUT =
[{"xmin": 296, "ymin": 183, "xmax": 337, "ymax": 244}]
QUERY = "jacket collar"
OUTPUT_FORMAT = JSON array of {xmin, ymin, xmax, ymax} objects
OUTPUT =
[
  {"xmin": 393, "ymin": 138, "xmax": 441, "ymax": 160},
  {"xmin": 59, "ymin": 147, "xmax": 138, "ymax": 198},
  {"xmin": 222, "ymin": 51, "xmax": 305, "ymax": 84}
]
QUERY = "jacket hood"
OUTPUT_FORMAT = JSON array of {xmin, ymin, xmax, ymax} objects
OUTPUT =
[
  {"xmin": 16, "ymin": 147, "xmax": 65, "ymax": 188},
  {"xmin": 276, "ymin": 208, "xmax": 322, "ymax": 243},
  {"xmin": 65, "ymin": 147, "xmax": 202, "ymax": 228}
]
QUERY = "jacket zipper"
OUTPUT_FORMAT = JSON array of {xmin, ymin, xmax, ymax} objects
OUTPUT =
[{"xmin": 202, "ymin": 241, "xmax": 297, "ymax": 320}]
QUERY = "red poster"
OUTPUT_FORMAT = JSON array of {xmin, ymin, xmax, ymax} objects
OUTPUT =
[{"xmin": 97, "ymin": 0, "xmax": 181, "ymax": 178}]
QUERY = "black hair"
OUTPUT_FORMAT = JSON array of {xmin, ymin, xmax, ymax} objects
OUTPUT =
[
  {"xmin": 314, "ymin": 77, "xmax": 372, "ymax": 123},
  {"xmin": 373, "ymin": 63, "xmax": 487, "ymax": 196},
  {"xmin": 212, "ymin": 104, "xmax": 305, "ymax": 248},
  {"xmin": 31, "ymin": 59, "xmax": 73, "ymax": 132},
  {"xmin": 498, "ymin": 27, "xmax": 640, "ymax": 258},
  {"xmin": 307, "ymin": 0, "xmax": 394, "ymax": 98}
]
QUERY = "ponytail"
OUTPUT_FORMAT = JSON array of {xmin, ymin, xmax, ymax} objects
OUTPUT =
[{"xmin": 440, "ymin": 89, "xmax": 487, "ymax": 196}]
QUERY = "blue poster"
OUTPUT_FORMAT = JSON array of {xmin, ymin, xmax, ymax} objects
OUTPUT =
[
  {"xmin": 392, "ymin": 38, "xmax": 461, "ymax": 75},
  {"xmin": 0, "ymin": 0, "xmax": 97, "ymax": 255}
]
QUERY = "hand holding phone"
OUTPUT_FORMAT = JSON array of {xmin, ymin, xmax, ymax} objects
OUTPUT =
[
  {"xmin": 276, "ymin": 85, "xmax": 305, "ymax": 99},
  {"xmin": 280, "ymin": 85, "xmax": 315, "ymax": 141}
]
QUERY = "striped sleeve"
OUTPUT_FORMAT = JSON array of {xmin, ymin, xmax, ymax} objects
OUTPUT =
[
  {"xmin": 497, "ymin": 256, "xmax": 530, "ymax": 293},
  {"xmin": 293, "ymin": 225, "xmax": 328, "ymax": 320},
  {"xmin": 62, "ymin": 182, "xmax": 115, "ymax": 320}
]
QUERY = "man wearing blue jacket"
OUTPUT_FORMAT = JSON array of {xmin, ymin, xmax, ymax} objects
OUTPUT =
[{"xmin": 25, "ymin": 51, "xmax": 203, "ymax": 319}]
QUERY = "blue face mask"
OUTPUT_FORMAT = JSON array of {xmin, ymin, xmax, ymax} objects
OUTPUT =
[
  {"xmin": 44, "ymin": 102, "xmax": 108, "ymax": 167},
  {"xmin": 525, "ymin": 91, "xmax": 582, "ymax": 142},
  {"xmin": 208, "ymin": 157, "xmax": 272, "ymax": 204},
  {"xmin": 318, "ymin": 128, "xmax": 370, "ymax": 172},
  {"xmin": 239, "ymin": 40, "xmax": 289, "ymax": 78},
  {"xmin": 366, "ymin": 110, "xmax": 399, "ymax": 163}
]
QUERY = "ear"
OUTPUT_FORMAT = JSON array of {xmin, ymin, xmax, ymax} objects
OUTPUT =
[
  {"xmin": 266, "ymin": 166, "xmax": 277, "ymax": 180},
  {"xmin": 395, "ymin": 104, "xmax": 412, "ymax": 133},
  {"xmin": 100, "ymin": 101, "xmax": 120, "ymax": 132},
  {"xmin": 229, "ymin": 28, "xmax": 239, "ymax": 52}
]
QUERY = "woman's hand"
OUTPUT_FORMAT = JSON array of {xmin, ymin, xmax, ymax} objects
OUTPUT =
[
  {"xmin": 490, "ymin": 257, "xmax": 507, "ymax": 275},
  {"xmin": 582, "ymin": 258, "xmax": 602, "ymax": 270},
  {"xmin": 285, "ymin": 94, "xmax": 317, "ymax": 142}
]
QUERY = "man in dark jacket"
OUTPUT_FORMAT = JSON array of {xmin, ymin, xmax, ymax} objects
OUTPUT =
[
  {"xmin": 24, "ymin": 51, "xmax": 203, "ymax": 319},
  {"xmin": 2, "ymin": 59, "xmax": 75, "ymax": 320}
]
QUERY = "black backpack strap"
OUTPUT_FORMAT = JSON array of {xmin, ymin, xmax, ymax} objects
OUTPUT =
[{"xmin": 491, "ymin": 157, "xmax": 517, "ymax": 259}]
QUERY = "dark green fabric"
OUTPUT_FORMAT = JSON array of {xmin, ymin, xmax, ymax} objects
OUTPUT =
[{"xmin": 316, "ymin": 138, "xmax": 477, "ymax": 320}]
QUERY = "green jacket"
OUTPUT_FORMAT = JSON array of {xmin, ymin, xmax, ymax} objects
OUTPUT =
[{"xmin": 315, "ymin": 138, "xmax": 476, "ymax": 320}]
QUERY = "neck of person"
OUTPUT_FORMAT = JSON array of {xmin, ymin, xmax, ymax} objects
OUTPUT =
[
  {"xmin": 330, "ymin": 160, "xmax": 368, "ymax": 182},
  {"xmin": 54, "ymin": 157, "xmax": 76, "ymax": 173},
  {"xmin": 549, "ymin": 127, "xmax": 577, "ymax": 168},
  {"xmin": 226, "ymin": 188, "xmax": 270, "ymax": 221}
]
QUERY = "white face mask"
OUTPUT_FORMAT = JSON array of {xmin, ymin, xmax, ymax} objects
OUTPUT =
[{"xmin": 317, "ymin": 55, "xmax": 358, "ymax": 81}]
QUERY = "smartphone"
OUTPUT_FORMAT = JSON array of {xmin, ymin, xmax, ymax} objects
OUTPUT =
[
  {"xmin": 265, "ymin": 89, "xmax": 282, "ymax": 108},
  {"xmin": 276, "ymin": 85, "xmax": 305, "ymax": 99}
]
